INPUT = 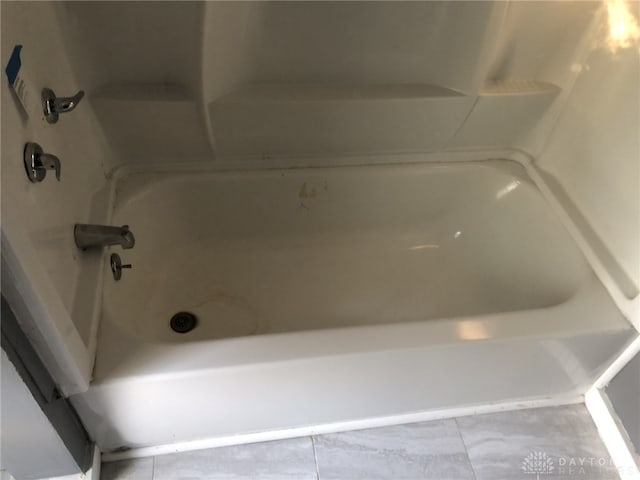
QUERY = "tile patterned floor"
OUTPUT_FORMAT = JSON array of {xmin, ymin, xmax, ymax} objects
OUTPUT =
[{"xmin": 101, "ymin": 404, "xmax": 622, "ymax": 480}]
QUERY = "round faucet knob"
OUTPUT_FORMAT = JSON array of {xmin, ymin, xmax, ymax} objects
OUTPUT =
[{"xmin": 110, "ymin": 253, "xmax": 132, "ymax": 281}]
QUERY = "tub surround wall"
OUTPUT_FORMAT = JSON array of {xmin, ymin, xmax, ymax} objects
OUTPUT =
[
  {"xmin": 537, "ymin": 45, "xmax": 640, "ymax": 299},
  {"xmin": 203, "ymin": 1, "xmax": 505, "ymax": 160},
  {"xmin": 455, "ymin": 1, "xmax": 603, "ymax": 156},
  {"xmin": 208, "ymin": 2, "xmax": 502, "ymax": 94},
  {"xmin": 52, "ymin": 1, "xmax": 604, "ymax": 168},
  {"xmin": 54, "ymin": 1, "xmax": 208, "ymax": 167},
  {"xmin": 203, "ymin": 0, "xmax": 598, "ymax": 159},
  {"xmin": 208, "ymin": 85, "xmax": 476, "ymax": 158},
  {"xmin": 450, "ymin": 81, "xmax": 561, "ymax": 150},
  {"xmin": 1, "ymin": 1, "xmax": 113, "ymax": 394},
  {"xmin": 53, "ymin": 2, "xmax": 203, "ymax": 95},
  {"xmin": 91, "ymin": 84, "xmax": 210, "ymax": 162}
]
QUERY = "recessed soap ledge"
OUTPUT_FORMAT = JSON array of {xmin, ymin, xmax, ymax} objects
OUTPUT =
[
  {"xmin": 213, "ymin": 83, "xmax": 466, "ymax": 102},
  {"xmin": 93, "ymin": 83, "xmax": 193, "ymax": 101},
  {"xmin": 481, "ymin": 80, "xmax": 561, "ymax": 96}
]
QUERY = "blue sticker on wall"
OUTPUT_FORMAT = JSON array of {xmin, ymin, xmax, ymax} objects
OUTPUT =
[
  {"xmin": 4, "ymin": 45, "xmax": 22, "ymax": 85},
  {"xmin": 5, "ymin": 45, "xmax": 23, "ymax": 86}
]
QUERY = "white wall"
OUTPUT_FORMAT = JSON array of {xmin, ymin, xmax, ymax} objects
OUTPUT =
[
  {"xmin": 55, "ymin": 2, "xmax": 203, "ymax": 98},
  {"xmin": 0, "ymin": 350, "xmax": 79, "ymax": 479},
  {"xmin": 537, "ymin": 45, "xmax": 640, "ymax": 297},
  {"xmin": 606, "ymin": 352, "xmax": 640, "ymax": 454}
]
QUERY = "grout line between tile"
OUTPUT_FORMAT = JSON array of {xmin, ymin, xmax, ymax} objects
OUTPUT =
[
  {"xmin": 454, "ymin": 417, "xmax": 478, "ymax": 480},
  {"xmin": 310, "ymin": 435, "xmax": 321, "ymax": 480},
  {"xmin": 151, "ymin": 456, "xmax": 155, "ymax": 480}
]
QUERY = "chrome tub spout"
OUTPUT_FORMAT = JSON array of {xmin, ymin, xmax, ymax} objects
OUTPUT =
[{"xmin": 74, "ymin": 224, "xmax": 135, "ymax": 250}]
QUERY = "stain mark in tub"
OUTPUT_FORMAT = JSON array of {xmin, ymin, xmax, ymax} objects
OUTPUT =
[
  {"xmin": 298, "ymin": 180, "xmax": 328, "ymax": 210},
  {"xmin": 299, "ymin": 182, "xmax": 310, "ymax": 210},
  {"xmin": 186, "ymin": 290, "xmax": 263, "ymax": 337},
  {"xmin": 299, "ymin": 182, "xmax": 310, "ymax": 199}
]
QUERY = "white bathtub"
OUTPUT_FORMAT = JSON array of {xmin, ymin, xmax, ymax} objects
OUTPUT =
[{"xmin": 73, "ymin": 160, "xmax": 633, "ymax": 454}]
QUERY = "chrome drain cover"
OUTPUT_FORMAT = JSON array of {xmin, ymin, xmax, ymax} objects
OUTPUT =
[{"xmin": 170, "ymin": 312, "xmax": 197, "ymax": 333}]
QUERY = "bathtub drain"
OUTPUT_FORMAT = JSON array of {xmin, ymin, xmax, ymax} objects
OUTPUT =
[{"xmin": 170, "ymin": 312, "xmax": 198, "ymax": 334}]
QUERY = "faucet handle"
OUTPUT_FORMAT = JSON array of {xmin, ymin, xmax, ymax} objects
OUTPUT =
[
  {"xmin": 42, "ymin": 87, "xmax": 85, "ymax": 124},
  {"xmin": 42, "ymin": 153, "xmax": 61, "ymax": 181},
  {"xmin": 110, "ymin": 253, "xmax": 132, "ymax": 281},
  {"xmin": 24, "ymin": 142, "xmax": 61, "ymax": 182}
]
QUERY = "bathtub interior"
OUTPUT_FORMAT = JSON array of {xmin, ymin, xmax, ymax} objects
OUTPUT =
[{"xmin": 102, "ymin": 161, "xmax": 590, "ymax": 343}]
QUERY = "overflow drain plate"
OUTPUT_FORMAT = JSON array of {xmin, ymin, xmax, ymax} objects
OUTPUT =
[{"xmin": 170, "ymin": 312, "xmax": 198, "ymax": 334}]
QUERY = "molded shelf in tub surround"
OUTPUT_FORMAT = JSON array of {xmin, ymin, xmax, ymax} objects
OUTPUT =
[
  {"xmin": 480, "ymin": 80, "xmax": 560, "ymax": 96},
  {"xmin": 92, "ymin": 84, "xmax": 210, "ymax": 163},
  {"xmin": 452, "ymin": 80, "xmax": 562, "ymax": 148},
  {"xmin": 208, "ymin": 84, "xmax": 475, "ymax": 158}
]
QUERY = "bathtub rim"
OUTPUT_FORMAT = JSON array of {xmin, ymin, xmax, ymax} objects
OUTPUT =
[
  {"xmin": 109, "ymin": 148, "xmax": 529, "ymax": 181},
  {"xmin": 110, "ymin": 155, "xmax": 537, "ymax": 216}
]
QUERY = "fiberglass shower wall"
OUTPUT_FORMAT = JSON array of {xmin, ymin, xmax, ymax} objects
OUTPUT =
[{"xmin": 1, "ymin": 1, "xmax": 112, "ymax": 393}]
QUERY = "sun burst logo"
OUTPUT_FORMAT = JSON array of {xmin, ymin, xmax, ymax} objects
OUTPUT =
[{"xmin": 522, "ymin": 451, "xmax": 555, "ymax": 479}]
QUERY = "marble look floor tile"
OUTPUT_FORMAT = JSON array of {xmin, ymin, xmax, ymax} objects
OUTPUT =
[
  {"xmin": 101, "ymin": 458, "xmax": 154, "ymax": 480},
  {"xmin": 313, "ymin": 419, "xmax": 475, "ymax": 480},
  {"xmin": 456, "ymin": 404, "xmax": 620, "ymax": 480},
  {"xmin": 152, "ymin": 437, "xmax": 317, "ymax": 480}
]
